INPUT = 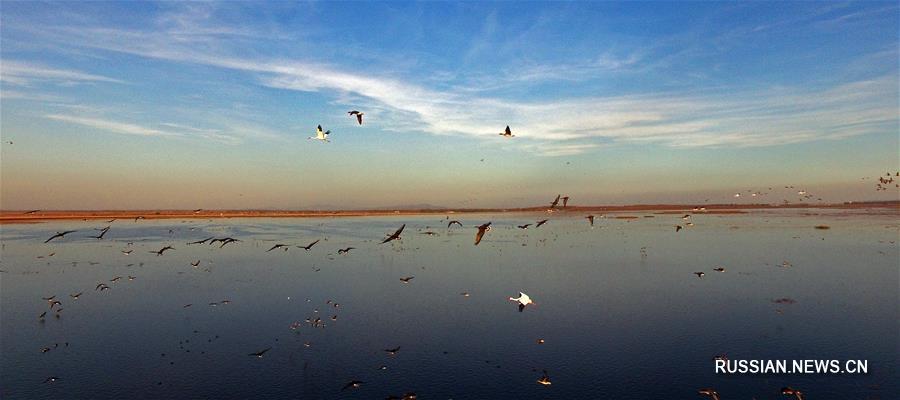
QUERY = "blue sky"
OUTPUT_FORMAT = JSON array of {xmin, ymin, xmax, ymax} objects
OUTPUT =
[{"xmin": 1, "ymin": 1, "xmax": 898, "ymax": 209}]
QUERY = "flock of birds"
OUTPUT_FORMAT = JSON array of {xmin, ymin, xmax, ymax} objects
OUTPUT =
[
  {"xmin": 14, "ymin": 190, "xmax": 861, "ymax": 399},
  {"xmin": 306, "ymin": 110, "xmax": 517, "ymax": 144}
]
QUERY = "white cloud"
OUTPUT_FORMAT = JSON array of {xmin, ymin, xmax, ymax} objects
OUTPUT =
[
  {"xmin": 14, "ymin": 16, "xmax": 899, "ymax": 155},
  {"xmin": 45, "ymin": 114, "xmax": 181, "ymax": 137},
  {"xmin": 1, "ymin": 61, "xmax": 124, "ymax": 85}
]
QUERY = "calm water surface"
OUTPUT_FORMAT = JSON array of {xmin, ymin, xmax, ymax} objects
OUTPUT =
[{"xmin": 1, "ymin": 210, "xmax": 898, "ymax": 399}]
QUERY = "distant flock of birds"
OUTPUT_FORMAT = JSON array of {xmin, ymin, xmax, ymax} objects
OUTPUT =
[{"xmin": 25, "ymin": 190, "xmax": 844, "ymax": 397}]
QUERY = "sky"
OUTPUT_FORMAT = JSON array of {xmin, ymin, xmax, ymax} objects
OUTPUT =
[{"xmin": 1, "ymin": 1, "xmax": 898, "ymax": 210}]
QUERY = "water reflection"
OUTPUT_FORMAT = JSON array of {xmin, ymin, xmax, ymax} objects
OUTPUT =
[{"xmin": 1, "ymin": 210, "xmax": 897, "ymax": 399}]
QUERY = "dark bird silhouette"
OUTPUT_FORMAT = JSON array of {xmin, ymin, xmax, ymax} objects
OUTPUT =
[
  {"xmin": 536, "ymin": 219, "xmax": 549, "ymax": 228},
  {"xmin": 42, "ymin": 295, "xmax": 56, "ymax": 301},
  {"xmin": 150, "ymin": 245, "xmax": 175, "ymax": 256},
  {"xmin": 399, "ymin": 276, "xmax": 414, "ymax": 283},
  {"xmin": 49, "ymin": 300, "xmax": 62, "ymax": 309},
  {"xmin": 25, "ymin": 209, "xmax": 40, "ymax": 214},
  {"xmin": 694, "ymin": 272, "xmax": 705, "ymax": 278},
  {"xmin": 38, "ymin": 311, "xmax": 47, "ymax": 319},
  {"xmin": 90, "ymin": 226, "xmax": 111, "ymax": 239},
  {"xmin": 298, "ymin": 239, "xmax": 320, "ymax": 251},
  {"xmin": 348, "ymin": 110, "xmax": 364, "ymax": 125},
  {"xmin": 121, "ymin": 250, "xmax": 133, "ymax": 255},
  {"xmin": 550, "ymin": 195, "xmax": 561, "ymax": 208},
  {"xmin": 44, "ymin": 230, "xmax": 76, "ymax": 243},
  {"xmin": 214, "ymin": 238, "xmax": 240, "ymax": 248},
  {"xmin": 499, "ymin": 125, "xmax": 514, "ymax": 138},
  {"xmin": 562, "ymin": 196, "xmax": 569, "ymax": 207},
  {"xmin": 69, "ymin": 292, "xmax": 82, "ymax": 300},
  {"xmin": 713, "ymin": 267, "xmax": 725, "ymax": 272},
  {"xmin": 95, "ymin": 283, "xmax": 110, "ymax": 291},
  {"xmin": 338, "ymin": 247, "xmax": 355, "ymax": 254},
  {"xmin": 384, "ymin": 346, "xmax": 401, "ymax": 355},
  {"xmin": 474, "ymin": 222, "xmax": 491, "ymax": 245},
  {"xmin": 586, "ymin": 215, "xmax": 594, "ymax": 227},
  {"xmin": 448, "ymin": 220, "xmax": 462, "ymax": 228},
  {"xmin": 43, "ymin": 376, "xmax": 60, "ymax": 383},
  {"xmin": 190, "ymin": 260, "xmax": 200, "ymax": 267},
  {"xmin": 382, "ymin": 224, "xmax": 405, "ymax": 244},
  {"xmin": 697, "ymin": 388, "xmax": 720, "ymax": 400},
  {"xmin": 248, "ymin": 347, "xmax": 271, "ymax": 358},
  {"xmin": 186, "ymin": 237, "xmax": 214, "ymax": 245},
  {"xmin": 267, "ymin": 244, "xmax": 289, "ymax": 252},
  {"xmin": 675, "ymin": 225, "xmax": 683, "ymax": 232},
  {"xmin": 517, "ymin": 224, "xmax": 532, "ymax": 229},
  {"xmin": 342, "ymin": 380, "xmax": 365, "ymax": 391}
]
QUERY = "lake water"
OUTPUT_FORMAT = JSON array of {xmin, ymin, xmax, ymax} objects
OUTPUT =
[{"xmin": 1, "ymin": 210, "xmax": 898, "ymax": 399}]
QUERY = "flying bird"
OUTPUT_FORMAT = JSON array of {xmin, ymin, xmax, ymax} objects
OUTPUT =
[
  {"xmin": 337, "ymin": 247, "xmax": 355, "ymax": 254},
  {"xmin": 447, "ymin": 220, "xmax": 462, "ymax": 228},
  {"xmin": 90, "ymin": 226, "xmax": 111, "ymax": 239},
  {"xmin": 713, "ymin": 267, "xmax": 725, "ymax": 272},
  {"xmin": 186, "ymin": 237, "xmax": 214, "ymax": 245},
  {"xmin": 267, "ymin": 244, "xmax": 289, "ymax": 252},
  {"xmin": 248, "ymin": 347, "xmax": 271, "ymax": 358},
  {"xmin": 384, "ymin": 346, "xmax": 401, "ymax": 355},
  {"xmin": 585, "ymin": 215, "xmax": 594, "ymax": 227},
  {"xmin": 24, "ymin": 209, "xmax": 40, "ymax": 214},
  {"xmin": 190, "ymin": 260, "xmax": 200, "ymax": 267},
  {"xmin": 499, "ymin": 125, "xmax": 514, "ymax": 138},
  {"xmin": 517, "ymin": 224, "xmax": 532, "ymax": 229},
  {"xmin": 536, "ymin": 220, "xmax": 549, "ymax": 228},
  {"xmin": 698, "ymin": 388, "xmax": 720, "ymax": 400},
  {"xmin": 549, "ymin": 195, "xmax": 561, "ymax": 208},
  {"xmin": 399, "ymin": 276, "xmax": 414, "ymax": 283},
  {"xmin": 342, "ymin": 380, "xmax": 365, "ymax": 391},
  {"xmin": 213, "ymin": 238, "xmax": 240, "ymax": 248},
  {"xmin": 69, "ymin": 292, "xmax": 82, "ymax": 300},
  {"xmin": 694, "ymin": 272, "xmax": 705, "ymax": 278},
  {"xmin": 348, "ymin": 110, "xmax": 364, "ymax": 125},
  {"xmin": 537, "ymin": 370, "xmax": 552, "ymax": 385},
  {"xmin": 781, "ymin": 387, "xmax": 804, "ymax": 400},
  {"xmin": 562, "ymin": 196, "xmax": 569, "ymax": 207},
  {"xmin": 675, "ymin": 225, "xmax": 683, "ymax": 232},
  {"xmin": 474, "ymin": 222, "xmax": 491, "ymax": 245},
  {"xmin": 509, "ymin": 292, "xmax": 534, "ymax": 312},
  {"xmin": 381, "ymin": 224, "xmax": 405, "ymax": 244},
  {"xmin": 309, "ymin": 125, "xmax": 330, "ymax": 142},
  {"xmin": 44, "ymin": 230, "xmax": 76, "ymax": 243},
  {"xmin": 298, "ymin": 239, "xmax": 320, "ymax": 251},
  {"xmin": 150, "ymin": 246, "xmax": 175, "ymax": 256},
  {"xmin": 95, "ymin": 283, "xmax": 110, "ymax": 291}
]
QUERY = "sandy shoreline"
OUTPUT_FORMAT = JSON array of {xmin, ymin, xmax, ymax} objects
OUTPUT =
[{"xmin": 1, "ymin": 202, "xmax": 897, "ymax": 224}]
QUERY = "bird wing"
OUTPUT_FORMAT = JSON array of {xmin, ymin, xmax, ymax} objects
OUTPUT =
[
  {"xmin": 393, "ymin": 224, "xmax": 406, "ymax": 237},
  {"xmin": 505, "ymin": 126, "xmax": 511, "ymax": 135},
  {"xmin": 356, "ymin": 114, "xmax": 363, "ymax": 125},
  {"xmin": 474, "ymin": 228, "xmax": 485, "ymax": 245}
]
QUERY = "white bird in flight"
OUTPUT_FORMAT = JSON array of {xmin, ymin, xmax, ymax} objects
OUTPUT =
[
  {"xmin": 309, "ymin": 125, "xmax": 330, "ymax": 142},
  {"xmin": 508, "ymin": 291, "xmax": 534, "ymax": 312}
]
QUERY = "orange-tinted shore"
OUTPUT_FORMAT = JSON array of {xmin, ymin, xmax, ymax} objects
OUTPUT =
[{"xmin": 2, "ymin": 201, "xmax": 897, "ymax": 224}]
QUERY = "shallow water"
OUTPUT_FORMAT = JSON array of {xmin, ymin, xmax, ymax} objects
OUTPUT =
[{"xmin": 1, "ymin": 210, "xmax": 898, "ymax": 399}]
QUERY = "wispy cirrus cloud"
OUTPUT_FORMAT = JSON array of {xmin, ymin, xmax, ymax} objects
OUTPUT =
[
  {"xmin": 11, "ymin": 6, "xmax": 899, "ymax": 156},
  {"xmin": 1, "ymin": 61, "xmax": 124, "ymax": 85},
  {"xmin": 45, "ymin": 114, "xmax": 182, "ymax": 137}
]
